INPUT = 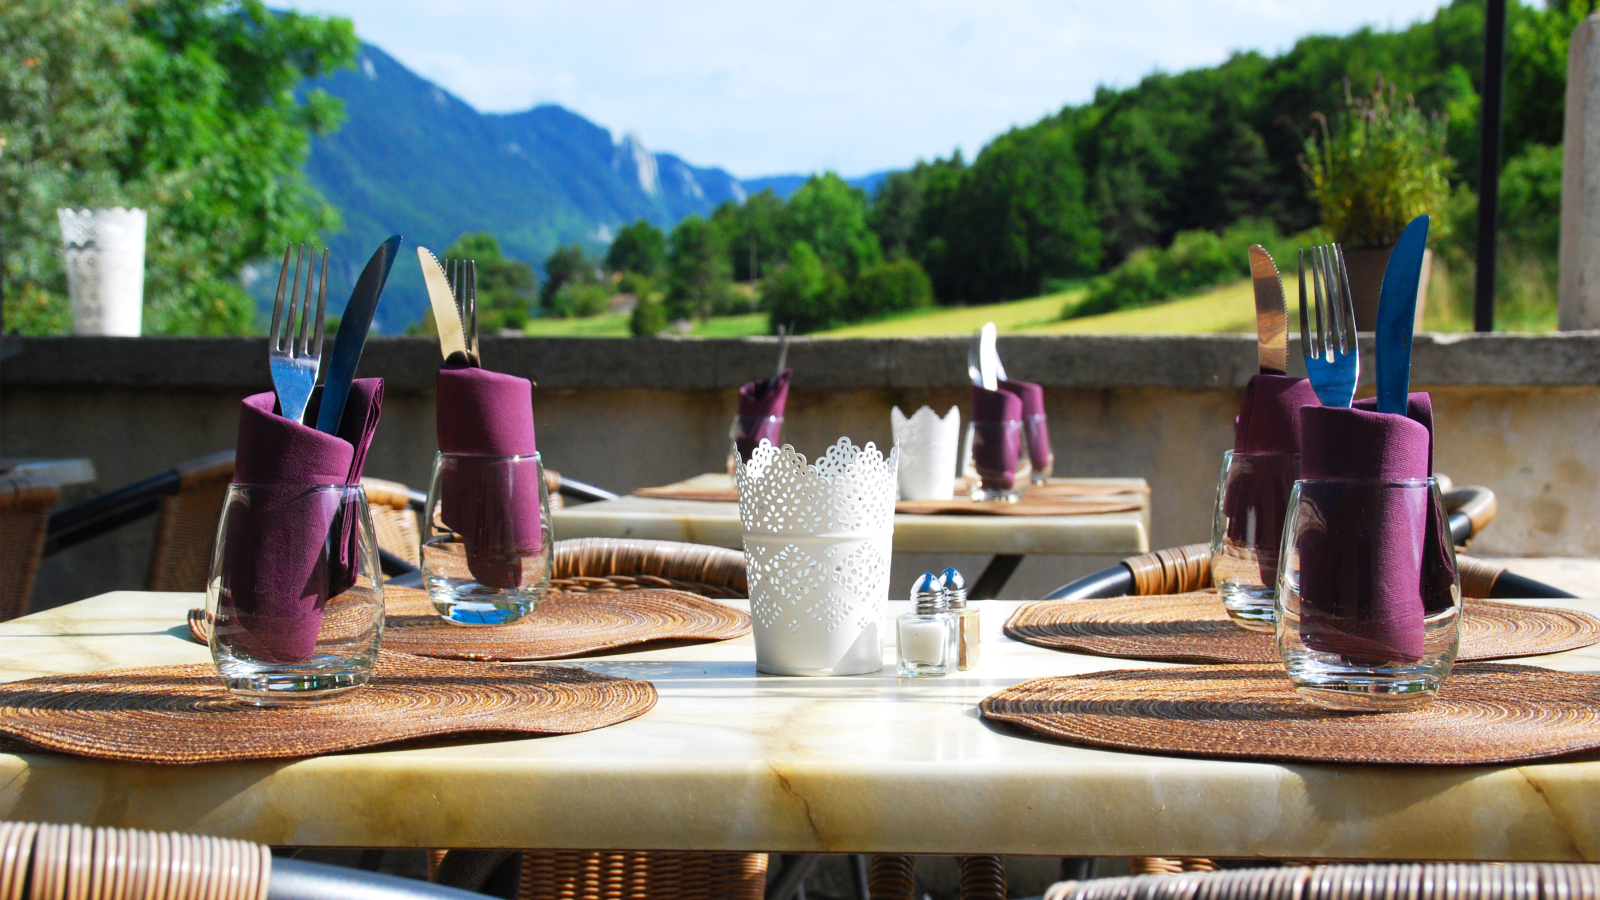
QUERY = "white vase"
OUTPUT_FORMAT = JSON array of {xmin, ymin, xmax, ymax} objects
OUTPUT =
[
  {"xmin": 59, "ymin": 207, "xmax": 147, "ymax": 336},
  {"xmin": 891, "ymin": 405, "xmax": 960, "ymax": 501},
  {"xmin": 736, "ymin": 437, "xmax": 899, "ymax": 676}
]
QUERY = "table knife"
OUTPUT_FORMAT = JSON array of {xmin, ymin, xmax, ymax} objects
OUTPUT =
[
  {"xmin": 1375, "ymin": 216, "xmax": 1430, "ymax": 415},
  {"xmin": 315, "ymin": 235, "xmax": 401, "ymax": 435},
  {"xmin": 418, "ymin": 247, "xmax": 469, "ymax": 364},
  {"xmin": 773, "ymin": 323, "xmax": 790, "ymax": 383},
  {"xmin": 976, "ymin": 322, "xmax": 1001, "ymax": 390},
  {"xmin": 1247, "ymin": 245, "xmax": 1288, "ymax": 376}
]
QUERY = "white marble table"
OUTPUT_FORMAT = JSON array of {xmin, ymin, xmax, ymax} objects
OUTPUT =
[
  {"xmin": 4, "ymin": 590, "xmax": 1600, "ymax": 861},
  {"xmin": 553, "ymin": 475, "xmax": 1152, "ymax": 557},
  {"xmin": 0, "ymin": 457, "xmax": 97, "ymax": 487}
]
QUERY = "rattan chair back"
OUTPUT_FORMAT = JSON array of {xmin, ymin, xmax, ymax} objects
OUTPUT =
[
  {"xmin": 551, "ymin": 537, "xmax": 747, "ymax": 599},
  {"xmin": 1045, "ymin": 863, "xmax": 1600, "ymax": 900},
  {"xmin": 146, "ymin": 452, "xmax": 235, "ymax": 592},
  {"xmin": 0, "ymin": 476, "xmax": 60, "ymax": 621},
  {"xmin": 363, "ymin": 477, "xmax": 422, "ymax": 567},
  {"xmin": 0, "ymin": 820, "xmax": 270, "ymax": 900}
]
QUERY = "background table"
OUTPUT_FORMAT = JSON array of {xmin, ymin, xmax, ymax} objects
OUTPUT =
[
  {"xmin": 4, "ymin": 589, "xmax": 1600, "ymax": 861},
  {"xmin": 553, "ymin": 475, "xmax": 1151, "ymax": 598}
]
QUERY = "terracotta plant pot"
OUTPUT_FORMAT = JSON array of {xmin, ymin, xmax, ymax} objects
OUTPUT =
[{"xmin": 1340, "ymin": 245, "xmax": 1431, "ymax": 332}]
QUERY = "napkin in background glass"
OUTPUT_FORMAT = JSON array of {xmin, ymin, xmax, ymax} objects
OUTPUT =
[
  {"xmin": 1223, "ymin": 374, "xmax": 1319, "ymax": 584},
  {"xmin": 970, "ymin": 385, "xmax": 1023, "ymax": 487},
  {"xmin": 999, "ymin": 378, "xmax": 1052, "ymax": 474},
  {"xmin": 734, "ymin": 368, "xmax": 792, "ymax": 463},
  {"xmin": 217, "ymin": 379, "xmax": 384, "ymax": 662},
  {"xmin": 436, "ymin": 364, "xmax": 541, "ymax": 589},
  {"xmin": 1296, "ymin": 402, "xmax": 1433, "ymax": 661}
]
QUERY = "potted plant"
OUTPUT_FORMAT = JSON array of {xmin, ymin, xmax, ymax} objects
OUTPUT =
[{"xmin": 1301, "ymin": 76, "xmax": 1451, "ymax": 330}]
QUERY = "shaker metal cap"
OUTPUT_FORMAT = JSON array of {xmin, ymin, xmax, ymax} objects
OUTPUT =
[
  {"xmin": 910, "ymin": 572, "xmax": 947, "ymax": 612},
  {"xmin": 940, "ymin": 567, "xmax": 968, "ymax": 608}
]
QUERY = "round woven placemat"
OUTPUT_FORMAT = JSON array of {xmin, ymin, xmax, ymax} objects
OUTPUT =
[
  {"xmin": 188, "ymin": 586, "xmax": 750, "ymax": 661},
  {"xmin": 1004, "ymin": 594, "xmax": 1600, "ymax": 664},
  {"xmin": 0, "ymin": 652, "xmax": 656, "ymax": 763},
  {"xmin": 980, "ymin": 662, "xmax": 1600, "ymax": 765}
]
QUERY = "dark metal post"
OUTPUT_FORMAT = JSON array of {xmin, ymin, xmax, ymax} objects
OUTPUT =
[{"xmin": 1474, "ymin": 0, "xmax": 1508, "ymax": 332}]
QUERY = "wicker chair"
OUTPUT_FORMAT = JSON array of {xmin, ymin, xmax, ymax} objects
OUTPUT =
[
  {"xmin": 146, "ymin": 451, "xmax": 235, "ymax": 591},
  {"xmin": 0, "ymin": 475, "xmax": 60, "ymax": 621},
  {"xmin": 0, "ymin": 820, "xmax": 488, "ymax": 899},
  {"xmin": 364, "ymin": 477, "xmax": 423, "ymax": 568},
  {"xmin": 1042, "ymin": 863, "xmax": 1600, "ymax": 900},
  {"xmin": 431, "ymin": 538, "xmax": 768, "ymax": 900}
]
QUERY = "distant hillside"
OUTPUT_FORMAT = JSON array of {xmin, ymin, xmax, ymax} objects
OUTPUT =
[
  {"xmin": 292, "ymin": 44, "xmax": 748, "ymax": 332},
  {"xmin": 743, "ymin": 171, "xmax": 893, "ymax": 199}
]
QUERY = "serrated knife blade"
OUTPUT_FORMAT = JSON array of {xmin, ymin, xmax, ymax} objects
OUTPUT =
[
  {"xmin": 1248, "ymin": 244, "xmax": 1288, "ymax": 376},
  {"xmin": 418, "ymin": 247, "xmax": 468, "ymax": 363}
]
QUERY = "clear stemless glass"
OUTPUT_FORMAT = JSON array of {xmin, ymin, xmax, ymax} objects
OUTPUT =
[
  {"xmin": 1023, "ymin": 413, "xmax": 1053, "ymax": 485},
  {"xmin": 1275, "ymin": 477, "xmax": 1461, "ymax": 711},
  {"xmin": 422, "ymin": 452, "xmax": 553, "ymax": 625},
  {"xmin": 963, "ymin": 420, "xmax": 1027, "ymax": 502},
  {"xmin": 727, "ymin": 414, "xmax": 784, "ymax": 474},
  {"xmin": 1210, "ymin": 450, "xmax": 1301, "ymax": 631},
  {"xmin": 207, "ymin": 483, "xmax": 383, "ymax": 706}
]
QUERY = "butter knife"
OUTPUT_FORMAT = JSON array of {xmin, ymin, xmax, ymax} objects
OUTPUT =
[
  {"xmin": 315, "ymin": 235, "xmax": 400, "ymax": 435},
  {"xmin": 418, "ymin": 247, "xmax": 469, "ymax": 364},
  {"xmin": 1247, "ymin": 245, "xmax": 1288, "ymax": 375},
  {"xmin": 1375, "ymin": 215, "xmax": 1430, "ymax": 415}
]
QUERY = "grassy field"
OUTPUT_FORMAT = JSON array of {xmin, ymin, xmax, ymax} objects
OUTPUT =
[{"xmin": 522, "ymin": 311, "xmax": 768, "ymax": 337}]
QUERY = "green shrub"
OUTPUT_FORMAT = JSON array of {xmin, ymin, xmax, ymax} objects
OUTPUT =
[
  {"xmin": 550, "ymin": 281, "xmax": 611, "ymax": 318},
  {"xmin": 762, "ymin": 241, "xmax": 848, "ymax": 334},
  {"xmin": 1301, "ymin": 76, "xmax": 1452, "ymax": 249},
  {"xmin": 630, "ymin": 296, "xmax": 668, "ymax": 336},
  {"xmin": 845, "ymin": 258, "xmax": 933, "ymax": 321}
]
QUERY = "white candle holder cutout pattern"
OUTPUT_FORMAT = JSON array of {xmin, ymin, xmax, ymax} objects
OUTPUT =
[
  {"xmin": 736, "ymin": 437, "xmax": 899, "ymax": 676},
  {"xmin": 58, "ymin": 207, "xmax": 147, "ymax": 337},
  {"xmin": 891, "ymin": 405, "xmax": 960, "ymax": 501}
]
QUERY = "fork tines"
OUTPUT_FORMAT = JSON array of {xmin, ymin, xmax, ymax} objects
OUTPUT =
[
  {"xmin": 1298, "ymin": 244, "xmax": 1355, "ymax": 363},
  {"xmin": 269, "ymin": 243, "xmax": 328, "ymax": 360},
  {"xmin": 444, "ymin": 257, "xmax": 479, "ymax": 363}
]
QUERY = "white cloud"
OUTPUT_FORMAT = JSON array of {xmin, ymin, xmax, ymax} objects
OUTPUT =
[{"xmin": 286, "ymin": 0, "xmax": 1452, "ymax": 178}]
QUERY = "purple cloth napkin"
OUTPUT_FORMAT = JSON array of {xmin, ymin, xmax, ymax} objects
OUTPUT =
[
  {"xmin": 1222, "ymin": 375, "xmax": 1319, "ymax": 585},
  {"xmin": 999, "ymin": 378, "xmax": 1052, "ymax": 472},
  {"xmin": 970, "ymin": 385, "xmax": 1023, "ymax": 489},
  {"xmin": 1353, "ymin": 392, "xmax": 1454, "ymax": 614},
  {"xmin": 437, "ymin": 364, "xmax": 542, "ymax": 590},
  {"xmin": 217, "ymin": 379, "xmax": 384, "ymax": 663},
  {"xmin": 1296, "ymin": 403, "xmax": 1432, "ymax": 662},
  {"xmin": 734, "ymin": 368, "xmax": 791, "ymax": 463}
]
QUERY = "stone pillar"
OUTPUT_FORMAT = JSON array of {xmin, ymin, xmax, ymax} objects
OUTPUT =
[{"xmin": 1560, "ymin": 13, "xmax": 1600, "ymax": 329}]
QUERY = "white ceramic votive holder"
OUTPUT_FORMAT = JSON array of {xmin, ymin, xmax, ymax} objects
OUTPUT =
[
  {"xmin": 891, "ymin": 405, "xmax": 959, "ymax": 501},
  {"xmin": 58, "ymin": 207, "xmax": 147, "ymax": 336},
  {"xmin": 736, "ymin": 437, "xmax": 899, "ymax": 676}
]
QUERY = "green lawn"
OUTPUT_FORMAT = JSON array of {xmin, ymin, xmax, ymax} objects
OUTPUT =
[
  {"xmin": 822, "ymin": 293, "xmax": 1077, "ymax": 336},
  {"xmin": 521, "ymin": 311, "xmax": 769, "ymax": 338}
]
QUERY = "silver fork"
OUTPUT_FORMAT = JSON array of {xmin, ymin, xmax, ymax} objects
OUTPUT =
[
  {"xmin": 267, "ymin": 244, "xmax": 328, "ymax": 424},
  {"xmin": 1298, "ymin": 244, "xmax": 1358, "ymax": 408},
  {"xmin": 444, "ymin": 258, "xmax": 479, "ymax": 366}
]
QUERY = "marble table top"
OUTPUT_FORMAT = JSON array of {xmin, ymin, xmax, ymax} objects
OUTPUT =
[
  {"xmin": 553, "ymin": 475, "xmax": 1151, "ymax": 556},
  {"xmin": 4, "ymin": 590, "xmax": 1600, "ymax": 860}
]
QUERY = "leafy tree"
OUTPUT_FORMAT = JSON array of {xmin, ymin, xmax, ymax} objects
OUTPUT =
[
  {"xmin": 868, "ymin": 170, "xmax": 923, "ymax": 261},
  {"xmin": 550, "ymin": 281, "xmax": 610, "ymax": 318},
  {"xmin": 762, "ymin": 241, "xmax": 846, "ymax": 334},
  {"xmin": 845, "ymin": 258, "xmax": 933, "ymax": 322},
  {"xmin": 779, "ymin": 174, "xmax": 883, "ymax": 278},
  {"xmin": 441, "ymin": 232, "xmax": 537, "ymax": 331},
  {"xmin": 711, "ymin": 189, "xmax": 786, "ymax": 281},
  {"xmin": 664, "ymin": 215, "xmax": 734, "ymax": 321},
  {"xmin": 605, "ymin": 219, "xmax": 666, "ymax": 276},
  {"xmin": 630, "ymin": 295, "xmax": 668, "ymax": 336},
  {"xmin": 540, "ymin": 242, "xmax": 597, "ymax": 309},
  {"xmin": 1, "ymin": 0, "xmax": 357, "ymax": 335}
]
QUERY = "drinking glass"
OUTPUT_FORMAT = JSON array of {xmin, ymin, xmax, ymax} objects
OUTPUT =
[
  {"xmin": 422, "ymin": 452, "xmax": 553, "ymax": 625},
  {"xmin": 727, "ymin": 414, "xmax": 784, "ymax": 474},
  {"xmin": 963, "ymin": 420, "xmax": 1026, "ymax": 502},
  {"xmin": 207, "ymin": 483, "xmax": 383, "ymax": 705},
  {"xmin": 1210, "ymin": 450, "xmax": 1300, "ymax": 631},
  {"xmin": 1275, "ymin": 477, "xmax": 1461, "ymax": 711},
  {"xmin": 1023, "ymin": 413, "xmax": 1053, "ymax": 485}
]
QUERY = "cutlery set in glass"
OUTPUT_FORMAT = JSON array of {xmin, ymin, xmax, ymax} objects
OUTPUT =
[{"xmin": 1212, "ymin": 215, "xmax": 1460, "ymax": 711}]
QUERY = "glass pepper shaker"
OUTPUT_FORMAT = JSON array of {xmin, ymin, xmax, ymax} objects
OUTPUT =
[
  {"xmin": 898, "ymin": 572, "xmax": 959, "ymax": 677},
  {"xmin": 941, "ymin": 567, "xmax": 979, "ymax": 670}
]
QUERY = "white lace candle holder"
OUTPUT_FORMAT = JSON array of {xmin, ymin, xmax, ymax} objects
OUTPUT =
[
  {"xmin": 891, "ymin": 405, "xmax": 959, "ymax": 501},
  {"xmin": 58, "ymin": 208, "xmax": 147, "ymax": 336},
  {"xmin": 736, "ymin": 437, "xmax": 899, "ymax": 676}
]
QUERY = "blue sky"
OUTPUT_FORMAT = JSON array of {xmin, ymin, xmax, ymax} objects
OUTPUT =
[{"xmin": 283, "ymin": 0, "xmax": 1453, "ymax": 179}]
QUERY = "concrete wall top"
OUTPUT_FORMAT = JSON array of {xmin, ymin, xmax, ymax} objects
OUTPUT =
[{"xmin": 5, "ymin": 332, "xmax": 1600, "ymax": 392}]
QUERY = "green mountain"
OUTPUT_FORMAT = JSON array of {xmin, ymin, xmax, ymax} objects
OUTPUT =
[{"xmin": 291, "ymin": 44, "xmax": 750, "ymax": 333}]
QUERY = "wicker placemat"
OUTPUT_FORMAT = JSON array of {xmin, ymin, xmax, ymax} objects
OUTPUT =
[
  {"xmin": 980, "ymin": 662, "xmax": 1600, "ymax": 765},
  {"xmin": 0, "ymin": 652, "xmax": 655, "ymax": 763},
  {"xmin": 189, "ymin": 586, "xmax": 750, "ymax": 661},
  {"xmin": 1005, "ymin": 594, "xmax": 1600, "ymax": 664}
]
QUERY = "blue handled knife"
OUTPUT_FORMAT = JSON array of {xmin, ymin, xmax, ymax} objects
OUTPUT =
[
  {"xmin": 1375, "ymin": 215, "xmax": 1430, "ymax": 415},
  {"xmin": 315, "ymin": 235, "xmax": 401, "ymax": 435}
]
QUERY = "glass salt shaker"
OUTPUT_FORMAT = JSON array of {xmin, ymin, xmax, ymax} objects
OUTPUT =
[
  {"xmin": 941, "ymin": 567, "xmax": 979, "ymax": 670},
  {"xmin": 898, "ymin": 572, "xmax": 959, "ymax": 676}
]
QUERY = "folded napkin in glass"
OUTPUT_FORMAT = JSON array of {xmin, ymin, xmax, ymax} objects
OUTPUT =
[{"xmin": 732, "ymin": 368, "xmax": 791, "ymax": 464}]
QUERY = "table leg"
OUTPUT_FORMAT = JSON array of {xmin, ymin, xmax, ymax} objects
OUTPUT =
[
  {"xmin": 969, "ymin": 555, "xmax": 1023, "ymax": 600},
  {"xmin": 767, "ymin": 854, "xmax": 821, "ymax": 900}
]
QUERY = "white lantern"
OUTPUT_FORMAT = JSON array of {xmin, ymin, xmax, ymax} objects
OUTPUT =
[{"xmin": 59, "ymin": 208, "xmax": 147, "ymax": 336}]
